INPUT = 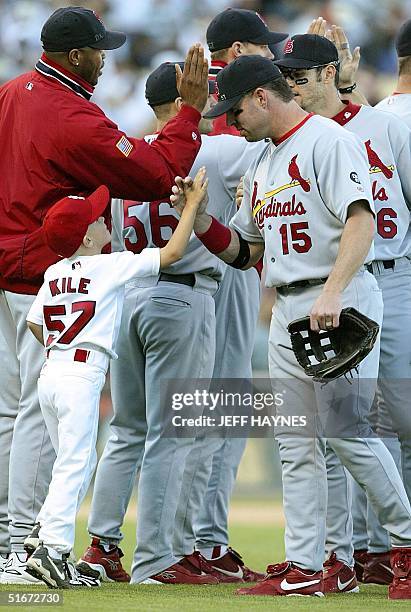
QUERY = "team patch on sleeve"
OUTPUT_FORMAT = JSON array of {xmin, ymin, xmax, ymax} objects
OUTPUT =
[{"xmin": 116, "ymin": 135, "xmax": 133, "ymax": 157}]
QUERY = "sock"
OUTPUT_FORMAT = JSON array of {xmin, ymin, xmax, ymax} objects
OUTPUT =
[
  {"xmin": 45, "ymin": 546, "xmax": 62, "ymax": 561},
  {"xmin": 197, "ymin": 545, "xmax": 228, "ymax": 560},
  {"xmin": 98, "ymin": 538, "xmax": 117, "ymax": 553}
]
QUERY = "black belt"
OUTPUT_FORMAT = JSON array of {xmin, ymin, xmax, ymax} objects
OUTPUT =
[
  {"xmin": 277, "ymin": 277, "xmax": 328, "ymax": 294},
  {"xmin": 159, "ymin": 272, "xmax": 195, "ymax": 287},
  {"xmin": 366, "ymin": 260, "xmax": 395, "ymax": 274}
]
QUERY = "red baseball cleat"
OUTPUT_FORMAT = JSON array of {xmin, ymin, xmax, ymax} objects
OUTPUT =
[
  {"xmin": 141, "ymin": 559, "xmax": 219, "ymax": 584},
  {"xmin": 353, "ymin": 549, "xmax": 368, "ymax": 582},
  {"xmin": 323, "ymin": 552, "xmax": 359, "ymax": 593},
  {"xmin": 76, "ymin": 537, "xmax": 130, "ymax": 582},
  {"xmin": 237, "ymin": 561, "xmax": 324, "ymax": 597},
  {"xmin": 389, "ymin": 547, "xmax": 411, "ymax": 600},
  {"xmin": 207, "ymin": 546, "xmax": 264, "ymax": 582},
  {"xmin": 363, "ymin": 551, "xmax": 393, "ymax": 585},
  {"xmin": 184, "ymin": 552, "xmax": 237, "ymax": 583}
]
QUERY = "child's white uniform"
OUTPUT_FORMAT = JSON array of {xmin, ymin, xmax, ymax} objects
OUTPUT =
[{"xmin": 26, "ymin": 249, "xmax": 160, "ymax": 554}]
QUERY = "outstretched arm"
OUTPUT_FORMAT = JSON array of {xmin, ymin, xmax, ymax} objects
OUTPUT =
[
  {"xmin": 160, "ymin": 168, "xmax": 209, "ymax": 268},
  {"xmin": 171, "ymin": 176, "xmax": 264, "ymax": 269}
]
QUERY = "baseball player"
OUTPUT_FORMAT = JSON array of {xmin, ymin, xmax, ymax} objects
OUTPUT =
[
  {"xmin": 275, "ymin": 33, "xmax": 411, "ymax": 592},
  {"xmin": 206, "ymin": 7, "xmax": 287, "ymax": 136},
  {"xmin": 24, "ymin": 176, "xmax": 207, "ymax": 589},
  {"xmin": 173, "ymin": 55, "xmax": 411, "ymax": 599},
  {"xmin": 0, "ymin": 6, "xmax": 207, "ymax": 585},
  {"xmin": 75, "ymin": 63, "xmax": 264, "ymax": 585},
  {"xmin": 376, "ymin": 19, "xmax": 411, "ymax": 127},
  {"xmin": 354, "ymin": 18, "xmax": 411, "ymax": 583},
  {"xmin": 187, "ymin": 9, "xmax": 286, "ymax": 579}
]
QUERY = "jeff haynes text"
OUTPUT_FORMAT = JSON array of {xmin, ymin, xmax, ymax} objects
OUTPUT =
[{"xmin": 171, "ymin": 415, "xmax": 308, "ymax": 427}]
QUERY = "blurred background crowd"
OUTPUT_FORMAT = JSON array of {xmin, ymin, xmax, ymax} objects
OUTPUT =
[{"xmin": 1, "ymin": 0, "xmax": 409, "ymax": 494}]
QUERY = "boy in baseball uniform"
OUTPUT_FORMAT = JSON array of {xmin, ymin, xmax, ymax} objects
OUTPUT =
[{"xmin": 24, "ymin": 177, "xmax": 207, "ymax": 589}]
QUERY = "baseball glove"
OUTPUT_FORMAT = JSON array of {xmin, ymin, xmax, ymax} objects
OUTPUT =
[{"xmin": 287, "ymin": 307, "xmax": 379, "ymax": 381}]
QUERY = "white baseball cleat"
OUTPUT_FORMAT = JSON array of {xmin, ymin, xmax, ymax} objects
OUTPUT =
[{"xmin": 0, "ymin": 552, "xmax": 44, "ymax": 585}]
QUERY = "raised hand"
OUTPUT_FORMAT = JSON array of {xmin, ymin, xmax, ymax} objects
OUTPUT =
[
  {"xmin": 176, "ymin": 44, "xmax": 209, "ymax": 113},
  {"xmin": 183, "ymin": 167, "xmax": 209, "ymax": 214},
  {"xmin": 326, "ymin": 25, "xmax": 360, "ymax": 88},
  {"xmin": 170, "ymin": 169, "xmax": 208, "ymax": 216},
  {"xmin": 307, "ymin": 17, "xmax": 327, "ymax": 36}
]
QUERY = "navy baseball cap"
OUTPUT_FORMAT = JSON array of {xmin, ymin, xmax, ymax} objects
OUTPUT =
[
  {"xmin": 396, "ymin": 20, "xmax": 411, "ymax": 57},
  {"xmin": 41, "ymin": 6, "xmax": 126, "ymax": 52},
  {"xmin": 204, "ymin": 55, "xmax": 283, "ymax": 118},
  {"xmin": 275, "ymin": 34, "xmax": 339, "ymax": 69},
  {"xmin": 207, "ymin": 8, "xmax": 287, "ymax": 52},
  {"xmin": 146, "ymin": 62, "xmax": 216, "ymax": 107}
]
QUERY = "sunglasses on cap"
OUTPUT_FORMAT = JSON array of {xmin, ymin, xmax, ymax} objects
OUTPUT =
[{"xmin": 279, "ymin": 61, "xmax": 340, "ymax": 85}]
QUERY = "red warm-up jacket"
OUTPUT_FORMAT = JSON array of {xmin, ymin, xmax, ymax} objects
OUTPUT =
[{"xmin": 0, "ymin": 54, "xmax": 201, "ymax": 294}]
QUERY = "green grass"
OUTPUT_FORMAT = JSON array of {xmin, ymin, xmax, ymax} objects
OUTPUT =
[{"xmin": 0, "ymin": 514, "xmax": 408, "ymax": 611}]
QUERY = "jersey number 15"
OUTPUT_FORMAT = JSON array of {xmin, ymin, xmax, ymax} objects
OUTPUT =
[{"xmin": 279, "ymin": 222, "xmax": 312, "ymax": 254}]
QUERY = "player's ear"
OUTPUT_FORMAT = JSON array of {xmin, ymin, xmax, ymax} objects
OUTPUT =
[
  {"xmin": 323, "ymin": 64, "xmax": 336, "ymax": 84},
  {"xmin": 68, "ymin": 49, "xmax": 81, "ymax": 68},
  {"xmin": 83, "ymin": 235, "xmax": 92, "ymax": 248},
  {"xmin": 175, "ymin": 97, "xmax": 183, "ymax": 112},
  {"xmin": 231, "ymin": 41, "xmax": 243, "ymax": 57},
  {"xmin": 255, "ymin": 87, "xmax": 268, "ymax": 109}
]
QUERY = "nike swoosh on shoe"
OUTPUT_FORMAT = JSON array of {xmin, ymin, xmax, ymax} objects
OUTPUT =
[
  {"xmin": 337, "ymin": 576, "xmax": 355, "ymax": 590},
  {"xmin": 280, "ymin": 578, "xmax": 321, "ymax": 591},
  {"xmin": 211, "ymin": 566, "xmax": 244, "ymax": 579}
]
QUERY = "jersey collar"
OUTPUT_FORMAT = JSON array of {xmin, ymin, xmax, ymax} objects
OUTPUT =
[
  {"xmin": 331, "ymin": 100, "xmax": 361, "ymax": 126},
  {"xmin": 209, "ymin": 60, "xmax": 227, "ymax": 79},
  {"xmin": 35, "ymin": 53, "xmax": 94, "ymax": 100},
  {"xmin": 274, "ymin": 113, "xmax": 314, "ymax": 146}
]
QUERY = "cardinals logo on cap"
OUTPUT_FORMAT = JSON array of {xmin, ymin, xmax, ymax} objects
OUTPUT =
[
  {"xmin": 365, "ymin": 140, "xmax": 393, "ymax": 179},
  {"xmin": 284, "ymin": 39, "xmax": 294, "ymax": 54},
  {"xmin": 288, "ymin": 155, "xmax": 310, "ymax": 192}
]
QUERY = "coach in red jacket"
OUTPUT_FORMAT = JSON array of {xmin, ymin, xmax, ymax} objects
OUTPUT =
[{"xmin": 0, "ymin": 6, "xmax": 207, "ymax": 585}]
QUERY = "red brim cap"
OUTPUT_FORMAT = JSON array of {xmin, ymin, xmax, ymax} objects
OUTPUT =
[{"xmin": 88, "ymin": 185, "xmax": 111, "ymax": 223}]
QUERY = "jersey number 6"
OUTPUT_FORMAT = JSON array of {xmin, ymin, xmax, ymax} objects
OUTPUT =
[
  {"xmin": 279, "ymin": 222, "xmax": 312, "ymax": 255},
  {"xmin": 43, "ymin": 301, "xmax": 96, "ymax": 344}
]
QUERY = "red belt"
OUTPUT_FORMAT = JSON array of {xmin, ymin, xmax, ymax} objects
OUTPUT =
[{"xmin": 46, "ymin": 348, "xmax": 90, "ymax": 362}]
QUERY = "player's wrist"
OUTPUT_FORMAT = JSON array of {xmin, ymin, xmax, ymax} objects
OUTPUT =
[
  {"xmin": 338, "ymin": 82, "xmax": 357, "ymax": 94},
  {"xmin": 195, "ymin": 215, "xmax": 231, "ymax": 254}
]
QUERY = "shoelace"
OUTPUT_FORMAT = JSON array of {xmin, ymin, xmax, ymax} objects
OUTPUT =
[{"xmin": 266, "ymin": 562, "xmax": 289, "ymax": 577}]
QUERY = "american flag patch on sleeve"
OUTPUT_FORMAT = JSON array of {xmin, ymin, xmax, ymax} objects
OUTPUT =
[{"xmin": 116, "ymin": 135, "xmax": 133, "ymax": 157}]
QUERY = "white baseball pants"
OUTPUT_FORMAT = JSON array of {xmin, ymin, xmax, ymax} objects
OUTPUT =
[{"xmin": 36, "ymin": 349, "xmax": 107, "ymax": 553}]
